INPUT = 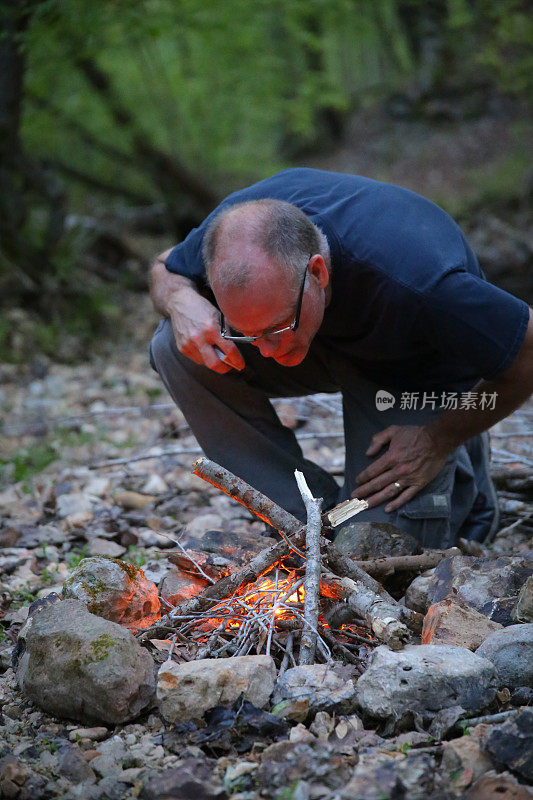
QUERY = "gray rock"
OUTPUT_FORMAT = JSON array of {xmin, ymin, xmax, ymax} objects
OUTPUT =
[
  {"xmin": 157, "ymin": 655, "xmax": 276, "ymax": 723},
  {"xmin": 513, "ymin": 576, "xmax": 533, "ymax": 622},
  {"xmin": 464, "ymin": 771, "xmax": 533, "ymax": 800},
  {"xmin": 62, "ymin": 556, "xmax": 160, "ymax": 629},
  {"xmin": 476, "ymin": 624, "xmax": 533, "ymax": 688},
  {"xmin": 16, "ymin": 599, "xmax": 156, "ymax": 724},
  {"xmin": 56, "ymin": 492, "xmax": 93, "ymax": 518},
  {"xmin": 484, "ymin": 708, "xmax": 533, "ymax": 782},
  {"xmin": 272, "ymin": 663, "xmax": 358, "ymax": 715},
  {"xmin": 58, "ymin": 743, "xmax": 96, "ymax": 783},
  {"xmin": 422, "ymin": 555, "xmax": 532, "ymax": 624},
  {"xmin": 90, "ymin": 736, "xmax": 127, "ymax": 778},
  {"xmin": 339, "ymin": 751, "xmax": 437, "ymax": 800},
  {"xmin": 159, "ymin": 568, "xmax": 206, "ymax": 606},
  {"xmin": 139, "ymin": 758, "xmax": 227, "ymax": 800},
  {"xmin": 356, "ymin": 644, "xmax": 497, "ymax": 731},
  {"xmin": 404, "ymin": 569, "xmax": 436, "ymax": 614},
  {"xmin": 333, "ymin": 521, "xmax": 421, "ymax": 560},
  {"xmin": 95, "ymin": 776, "xmax": 131, "ymax": 800},
  {"xmin": 86, "ymin": 538, "xmax": 126, "ymax": 558}
]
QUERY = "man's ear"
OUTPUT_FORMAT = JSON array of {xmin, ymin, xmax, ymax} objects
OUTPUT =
[{"xmin": 309, "ymin": 255, "xmax": 329, "ymax": 289}]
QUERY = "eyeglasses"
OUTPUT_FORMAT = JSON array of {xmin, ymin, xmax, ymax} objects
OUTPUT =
[{"xmin": 220, "ymin": 255, "xmax": 311, "ymax": 343}]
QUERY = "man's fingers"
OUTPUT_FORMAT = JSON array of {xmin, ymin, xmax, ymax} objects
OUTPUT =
[
  {"xmin": 352, "ymin": 468, "xmax": 396, "ymax": 500},
  {"xmin": 365, "ymin": 426, "xmax": 396, "ymax": 456},
  {"xmin": 215, "ymin": 339, "xmax": 245, "ymax": 370},
  {"xmin": 199, "ymin": 344, "xmax": 234, "ymax": 373},
  {"xmin": 355, "ymin": 453, "xmax": 393, "ymax": 486},
  {"xmin": 352, "ymin": 479, "xmax": 405, "ymax": 509},
  {"xmin": 385, "ymin": 485, "xmax": 420, "ymax": 512}
]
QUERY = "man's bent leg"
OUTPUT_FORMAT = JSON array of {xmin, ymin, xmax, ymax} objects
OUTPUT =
[
  {"xmin": 149, "ymin": 319, "xmax": 340, "ymax": 520},
  {"xmin": 335, "ymin": 364, "xmax": 486, "ymax": 548}
]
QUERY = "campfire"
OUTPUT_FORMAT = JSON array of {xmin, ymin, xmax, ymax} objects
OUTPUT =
[
  {"xmin": 139, "ymin": 457, "xmax": 426, "ymax": 666},
  {"xmin": 155, "ymin": 557, "xmax": 376, "ymax": 671}
]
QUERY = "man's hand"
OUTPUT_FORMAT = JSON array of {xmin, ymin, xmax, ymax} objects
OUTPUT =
[
  {"xmin": 351, "ymin": 425, "xmax": 449, "ymax": 512},
  {"xmin": 167, "ymin": 286, "xmax": 244, "ymax": 373},
  {"xmin": 150, "ymin": 254, "xmax": 244, "ymax": 374}
]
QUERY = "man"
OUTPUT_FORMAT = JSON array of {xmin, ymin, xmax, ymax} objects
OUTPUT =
[{"xmin": 149, "ymin": 168, "xmax": 533, "ymax": 547}]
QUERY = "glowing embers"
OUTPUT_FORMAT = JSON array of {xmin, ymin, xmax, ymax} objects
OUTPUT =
[{"xmin": 160, "ymin": 558, "xmax": 374, "ymax": 666}]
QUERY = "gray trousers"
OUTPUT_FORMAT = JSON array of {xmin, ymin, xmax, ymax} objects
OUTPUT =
[{"xmin": 150, "ymin": 318, "xmax": 499, "ymax": 548}]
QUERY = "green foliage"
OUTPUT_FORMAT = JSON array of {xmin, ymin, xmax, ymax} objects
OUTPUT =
[
  {"xmin": 0, "ymin": 442, "xmax": 58, "ymax": 485},
  {"xmin": 126, "ymin": 547, "xmax": 148, "ymax": 568},
  {"xmin": 66, "ymin": 546, "xmax": 88, "ymax": 569},
  {"xmin": 23, "ymin": 0, "xmax": 415, "ymax": 187}
]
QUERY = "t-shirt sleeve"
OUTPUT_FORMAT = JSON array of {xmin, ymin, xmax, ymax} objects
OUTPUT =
[
  {"xmin": 423, "ymin": 269, "xmax": 530, "ymax": 380},
  {"xmin": 163, "ymin": 224, "xmax": 206, "ymax": 287}
]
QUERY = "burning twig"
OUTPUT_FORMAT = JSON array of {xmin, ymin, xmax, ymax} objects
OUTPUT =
[{"xmin": 295, "ymin": 470, "xmax": 323, "ymax": 665}]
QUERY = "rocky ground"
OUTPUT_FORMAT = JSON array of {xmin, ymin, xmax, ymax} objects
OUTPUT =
[{"xmin": 0, "ymin": 298, "xmax": 532, "ymax": 800}]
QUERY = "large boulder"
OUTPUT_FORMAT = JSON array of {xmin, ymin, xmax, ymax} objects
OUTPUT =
[
  {"xmin": 157, "ymin": 655, "xmax": 276, "ymax": 723},
  {"xmin": 62, "ymin": 556, "xmax": 160, "ymax": 629},
  {"xmin": 333, "ymin": 522, "xmax": 421, "ymax": 560},
  {"xmin": 355, "ymin": 644, "xmax": 497, "ymax": 731},
  {"xmin": 420, "ymin": 555, "xmax": 531, "ymax": 625},
  {"xmin": 475, "ymin": 624, "xmax": 533, "ymax": 688},
  {"xmin": 272, "ymin": 664, "xmax": 358, "ymax": 716},
  {"xmin": 16, "ymin": 599, "xmax": 156, "ymax": 724}
]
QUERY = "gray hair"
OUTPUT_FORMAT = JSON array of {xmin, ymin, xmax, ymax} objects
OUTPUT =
[{"xmin": 201, "ymin": 199, "xmax": 330, "ymax": 292}]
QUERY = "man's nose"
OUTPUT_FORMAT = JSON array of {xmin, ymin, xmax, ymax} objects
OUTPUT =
[{"xmin": 255, "ymin": 337, "xmax": 278, "ymax": 358}]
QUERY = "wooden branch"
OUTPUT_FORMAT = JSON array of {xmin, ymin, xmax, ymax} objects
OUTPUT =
[
  {"xmin": 350, "ymin": 547, "xmax": 461, "ymax": 580},
  {"xmin": 192, "ymin": 457, "xmax": 302, "ymax": 535},
  {"xmin": 320, "ymin": 571, "xmax": 411, "ymax": 650},
  {"xmin": 295, "ymin": 470, "xmax": 323, "ymax": 666}
]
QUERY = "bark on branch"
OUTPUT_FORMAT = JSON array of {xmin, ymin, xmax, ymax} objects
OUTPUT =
[{"xmin": 295, "ymin": 470, "xmax": 323, "ymax": 665}]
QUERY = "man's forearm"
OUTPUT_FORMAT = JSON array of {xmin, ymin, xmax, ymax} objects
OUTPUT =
[
  {"xmin": 427, "ymin": 369, "xmax": 533, "ymax": 455},
  {"xmin": 149, "ymin": 256, "xmax": 199, "ymax": 317}
]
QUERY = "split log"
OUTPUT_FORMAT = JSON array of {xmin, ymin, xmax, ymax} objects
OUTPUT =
[
  {"xmin": 320, "ymin": 571, "xmax": 411, "ymax": 650},
  {"xmin": 325, "ymin": 546, "xmax": 423, "ymax": 633},
  {"xmin": 295, "ymin": 470, "xmax": 323, "ymax": 665},
  {"xmin": 350, "ymin": 547, "xmax": 461, "ymax": 580}
]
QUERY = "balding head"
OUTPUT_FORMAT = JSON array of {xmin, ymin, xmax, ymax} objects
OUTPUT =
[{"xmin": 202, "ymin": 199, "xmax": 329, "ymax": 295}]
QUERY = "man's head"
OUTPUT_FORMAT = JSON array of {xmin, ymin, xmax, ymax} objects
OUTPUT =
[{"xmin": 202, "ymin": 199, "xmax": 331, "ymax": 366}]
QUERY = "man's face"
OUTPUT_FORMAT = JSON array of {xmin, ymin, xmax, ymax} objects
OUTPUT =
[{"xmin": 212, "ymin": 249, "xmax": 329, "ymax": 367}]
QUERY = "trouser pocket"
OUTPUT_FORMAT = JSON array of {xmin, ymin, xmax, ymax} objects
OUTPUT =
[{"xmin": 396, "ymin": 460, "xmax": 455, "ymax": 549}]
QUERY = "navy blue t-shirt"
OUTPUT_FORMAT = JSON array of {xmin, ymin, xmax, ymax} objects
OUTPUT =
[{"xmin": 165, "ymin": 168, "xmax": 529, "ymax": 392}]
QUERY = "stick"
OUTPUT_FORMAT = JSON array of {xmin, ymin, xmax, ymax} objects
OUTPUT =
[
  {"xmin": 325, "ymin": 546, "xmax": 422, "ymax": 632},
  {"xmin": 193, "ymin": 457, "xmax": 303, "ymax": 534},
  {"xmin": 350, "ymin": 547, "xmax": 461, "ymax": 580},
  {"xmin": 279, "ymin": 632, "xmax": 295, "ymax": 675},
  {"xmin": 295, "ymin": 470, "xmax": 323, "ymax": 665},
  {"xmin": 320, "ymin": 571, "xmax": 411, "ymax": 650}
]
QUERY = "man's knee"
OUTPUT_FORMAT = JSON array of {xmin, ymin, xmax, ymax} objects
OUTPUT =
[{"xmin": 150, "ymin": 318, "xmax": 178, "ymax": 374}]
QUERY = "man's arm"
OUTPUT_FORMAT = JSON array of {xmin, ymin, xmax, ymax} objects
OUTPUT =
[
  {"xmin": 353, "ymin": 307, "xmax": 533, "ymax": 511},
  {"xmin": 149, "ymin": 249, "xmax": 244, "ymax": 373}
]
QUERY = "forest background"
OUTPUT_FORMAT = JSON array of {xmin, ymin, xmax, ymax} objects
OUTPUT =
[{"xmin": 1, "ymin": 0, "xmax": 531, "ymax": 363}]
